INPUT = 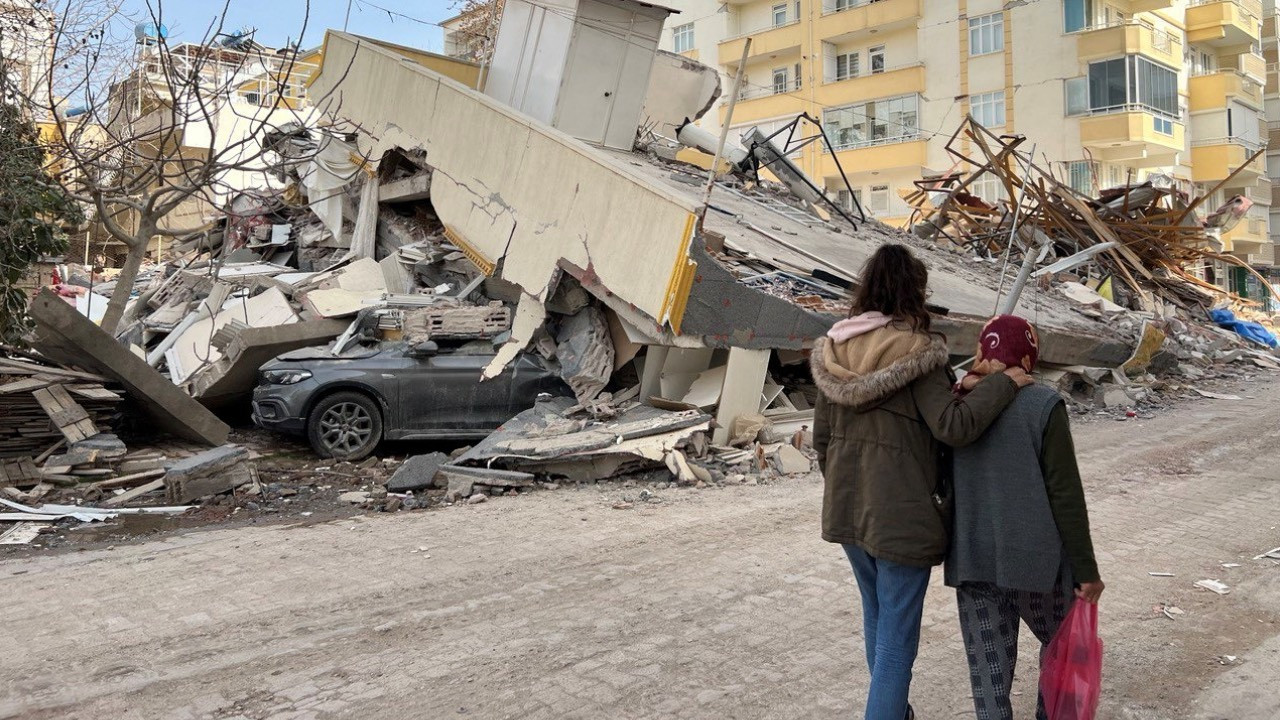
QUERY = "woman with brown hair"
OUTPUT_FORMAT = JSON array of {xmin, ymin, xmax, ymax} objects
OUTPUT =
[{"xmin": 811, "ymin": 243, "xmax": 1031, "ymax": 720}]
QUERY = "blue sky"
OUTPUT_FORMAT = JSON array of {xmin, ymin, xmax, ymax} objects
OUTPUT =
[{"xmin": 122, "ymin": 0, "xmax": 457, "ymax": 53}]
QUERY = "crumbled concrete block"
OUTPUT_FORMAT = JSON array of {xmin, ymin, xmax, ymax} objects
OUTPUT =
[
  {"xmin": 1098, "ymin": 386, "xmax": 1135, "ymax": 409},
  {"xmin": 555, "ymin": 307, "xmax": 614, "ymax": 403},
  {"xmin": 164, "ymin": 445, "xmax": 253, "ymax": 503},
  {"xmin": 385, "ymin": 452, "xmax": 449, "ymax": 492},
  {"xmin": 771, "ymin": 445, "xmax": 811, "ymax": 475}
]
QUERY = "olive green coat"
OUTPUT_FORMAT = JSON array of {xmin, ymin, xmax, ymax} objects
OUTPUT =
[{"xmin": 812, "ymin": 331, "xmax": 1016, "ymax": 567}]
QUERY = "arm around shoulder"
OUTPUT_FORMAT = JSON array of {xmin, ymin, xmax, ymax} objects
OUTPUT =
[{"xmin": 912, "ymin": 368, "xmax": 1017, "ymax": 448}]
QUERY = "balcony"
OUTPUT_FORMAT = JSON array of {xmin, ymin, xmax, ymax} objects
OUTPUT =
[
  {"xmin": 1189, "ymin": 69, "xmax": 1264, "ymax": 111},
  {"xmin": 1269, "ymin": 119, "xmax": 1280, "ymax": 148},
  {"xmin": 1186, "ymin": 0, "xmax": 1262, "ymax": 48},
  {"xmin": 1223, "ymin": 51, "xmax": 1268, "ymax": 83},
  {"xmin": 816, "ymin": 0, "xmax": 922, "ymax": 43},
  {"xmin": 814, "ymin": 63, "xmax": 925, "ymax": 108},
  {"xmin": 726, "ymin": 82, "xmax": 806, "ymax": 125},
  {"xmin": 1223, "ymin": 213, "xmax": 1269, "ymax": 256},
  {"xmin": 818, "ymin": 136, "xmax": 927, "ymax": 179},
  {"xmin": 1121, "ymin": 0, "xmax": 1174, "ymax": 9},
  {"xmin": 1075, "ymin": 20, "xmax": 1182, "ymax": 65},
  {"xmin": 1191, "ymin": 138, "xmax": 1267, "ymax": 183},
  {"xmin": 1268, "ymin": 61, "xmax": 1280, "ymax": 95},
  {"xmin": 1078, "ymin": 108, "xmax": 1183, "ymax": 164},
  {"xmin": 1263, "ymin": 13, "xmax": 1278, "ymax": 44},
  {"xmin": 718, "ymin": 19, "xmax": 803, "ymax": 66}
]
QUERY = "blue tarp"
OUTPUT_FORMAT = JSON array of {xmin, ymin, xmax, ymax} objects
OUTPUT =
[{"xmin": 1208, "ymin": 308, "xmax": 1279, "ymax": 348}]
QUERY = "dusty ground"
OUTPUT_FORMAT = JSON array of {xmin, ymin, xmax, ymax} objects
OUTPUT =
[{"xmin": 2, "ymin": 378, "xmax": 1279, "ymax": 719}]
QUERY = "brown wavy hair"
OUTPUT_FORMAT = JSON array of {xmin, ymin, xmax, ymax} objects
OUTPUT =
[{"xmin": 849, "ymin": 243, "xmax": 931, "ymax": 332}]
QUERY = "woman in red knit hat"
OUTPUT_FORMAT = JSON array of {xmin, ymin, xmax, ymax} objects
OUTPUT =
[{"xmin": 948, "ymin": 314, "xmax": 1105, "ymax": 720}]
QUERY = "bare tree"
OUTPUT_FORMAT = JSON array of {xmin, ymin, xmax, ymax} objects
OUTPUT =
[
  {"xmin": 14, "ymin": 0, "xmax": 341, "ymax": 333},
  {"xmin": 447, "ymin": 0, "xmax": 502, "ymax": 63}
]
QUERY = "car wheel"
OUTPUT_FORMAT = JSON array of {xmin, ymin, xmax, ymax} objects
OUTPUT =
[{"xmin": 307, "ymin": 391, "xmax": 383, "ymax": 460}]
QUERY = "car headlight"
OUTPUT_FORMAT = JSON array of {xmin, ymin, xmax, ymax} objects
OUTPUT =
[{"xmin": 261, "ymin": 368, "xmax": 313, "ymax": 385}]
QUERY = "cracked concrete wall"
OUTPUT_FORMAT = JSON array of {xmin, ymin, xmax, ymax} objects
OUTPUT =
[
  {"xmin": 641, "ymin": 51, "xmax": 722, "ymax": 139},
  {"xmin": 312, "ymin": 32, "xmax": 700, "ymax": 336}
]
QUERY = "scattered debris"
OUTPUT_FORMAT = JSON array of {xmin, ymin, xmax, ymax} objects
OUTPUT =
[
  {"xmin": 1253, "ymin": 547, "xmax": 1280, "ymax": 561},
  {"xmin": 0, "ymin": 521, "xmax": 46, "ymax": 545},
  {"xmin": 1194, "ymin": 579, "xmax": 1231, "ymax": 595},
  {"xmin": 1194, "ymin": 389, "xmax": 1243, "ymax": 401}
]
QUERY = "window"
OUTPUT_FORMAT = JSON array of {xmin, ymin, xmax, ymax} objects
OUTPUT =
[
  {"xmin": 869, "ymin": 45, "xmax": 885, "ymax": 74},
  {"xmin": 1153, "ymin": 115, "xmax": 1173, "ymax": 135},
  {"xmin": 823, "ymin": 94, "xmax": 920, "ymax": 149},
  {"xmin": 773, "ymin": 67, "xmax": 790, "ymax": 94},
  {"xmin": 795, "ymin": 62, "xmax": 803, "ymax": 90},
  {"xmin": 971, "ymin": 90, "xmax": 1006, "ymax": 128},
  {"xmin": 868, "ymin": 184, "xmax": 889, "ymax": 215},
  {"xmin": 772, "ymin": 3, "xmax": 788, "ymax": 26},
  {"xmin": 1087, "ymin": 56, "xmax": 1177, "ymax": 117},
  {"xmin": 970, "ymin": 175, "xmax": 1007, "ymax": 204},
  {"xmin": 672, "ymin": 23, "xmax": 694, "ymax": 53},
  {"xmin": 1063, "ymin": 0, "xmax": 1093, "ymax": 33},
  {"xmin": 969, "ymin": 13, "xmax": 1004, "ymax": 56},
  {"xmin": 836, "ymin": 52, "xmax": 860, "ymax": 81},
  {"xmin": 1066, "ymin": 160, "xmax": 1095, "ymax": 195},
  {"xmin": 834, "ymin": 188, "xmax": 862, "ymax": 212},
  {"xmin": 1064, "ymin": 77, "xmax": 1088, "ymax": 115}
]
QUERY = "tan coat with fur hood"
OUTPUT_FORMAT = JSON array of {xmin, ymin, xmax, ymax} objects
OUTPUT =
[{"xmin": 812, "ymin": 322, "xmax": 1017, "ymax": 567}]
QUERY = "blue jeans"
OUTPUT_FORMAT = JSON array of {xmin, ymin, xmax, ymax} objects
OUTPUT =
[{"xmin": 842, "ymin": 544, "xmax": 932, "ymax": 720}]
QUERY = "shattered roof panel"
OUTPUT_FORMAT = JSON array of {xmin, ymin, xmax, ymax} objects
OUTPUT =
[{"xmin": 620, "ymin": 153, "xmax": 1108, "ymax": 336}]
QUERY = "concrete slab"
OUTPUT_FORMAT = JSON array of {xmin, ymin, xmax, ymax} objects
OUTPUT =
[
  {"xmin": 28, "ymin": 290, "xmax": 229, "ymax": 446},
  {"xmin": 192, "ymin": 319, "xmax": 350, "ymax": 408}
]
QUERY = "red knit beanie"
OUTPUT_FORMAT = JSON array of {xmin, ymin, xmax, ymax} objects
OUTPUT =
[{"xmin": 973, "ymin": 314, "xmax": 1040, "ymax": 374}]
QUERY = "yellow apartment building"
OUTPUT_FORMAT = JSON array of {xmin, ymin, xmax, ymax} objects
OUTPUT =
[{"xmin": 659, "ymin": 0, "xmax": 1274, "ymax": 278}]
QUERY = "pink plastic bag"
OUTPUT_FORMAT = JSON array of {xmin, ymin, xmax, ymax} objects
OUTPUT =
[{"xmin": 1040, "ymin": 600, "xmax": 1103, "ymax": 720}]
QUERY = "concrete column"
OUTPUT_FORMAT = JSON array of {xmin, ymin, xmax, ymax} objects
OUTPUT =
[
  {"xmin": 712, "ymin": 347, "xmax": 770, "ymax": 445},
  {"xmin": 639, "ymin": 345, "xmax": 670, "ymax": 403}
]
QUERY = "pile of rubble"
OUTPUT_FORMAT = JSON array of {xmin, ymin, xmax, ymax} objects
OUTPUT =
[{"xmin": 905, "ymin": 118, "xmax": 1271, "ymax": 315}]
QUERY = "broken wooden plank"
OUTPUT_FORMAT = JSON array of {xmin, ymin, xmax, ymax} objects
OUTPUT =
[
  {"xmin": 32, "ymin": 385, "xmax": 97, "ymax": 443},
  {"xmin": 103, "ymin": 478, "xmax": 166, "ymax": 507},
  {"xmin": 86, "ymin": 468, "xmax": 168, "ymax": 492}
]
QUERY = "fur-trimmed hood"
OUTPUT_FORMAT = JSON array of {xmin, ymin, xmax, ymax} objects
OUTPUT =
[{"xmin": 811, "ymin": 327, "xmax": 948, "ymax": 408}]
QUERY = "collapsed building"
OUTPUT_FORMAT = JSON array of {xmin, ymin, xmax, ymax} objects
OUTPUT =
[{"xmin": 6, "ymin": 1, "xmax": 1279, "ymax": 519}]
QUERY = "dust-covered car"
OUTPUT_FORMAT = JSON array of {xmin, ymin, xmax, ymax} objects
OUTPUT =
[{"xmin": 252, "ymin": 340, "xmax": 572, "ymax": 459}]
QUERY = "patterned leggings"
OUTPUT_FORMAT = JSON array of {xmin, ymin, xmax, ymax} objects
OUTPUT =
[{"xmin": 955, "ymin": 578, "xmax": 1075, "ymax": 720}]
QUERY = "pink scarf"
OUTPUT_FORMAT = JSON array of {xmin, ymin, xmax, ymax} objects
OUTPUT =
[{"xmin": 827, "ymin": 311, "xmax": 894, "ymax": 342}]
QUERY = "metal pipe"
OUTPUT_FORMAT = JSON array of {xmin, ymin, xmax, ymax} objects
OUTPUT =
[{"xmin": 696, "ymin": 38, "xmax": 751, "ymax": 234}]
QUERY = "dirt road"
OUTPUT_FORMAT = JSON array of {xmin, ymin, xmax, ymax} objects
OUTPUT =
[{"xmin": 3, "ymin": 381, "xmax": 1279, "ymax": 720}]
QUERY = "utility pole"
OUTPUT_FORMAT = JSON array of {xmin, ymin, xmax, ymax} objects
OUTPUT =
[{"xmin": 696, "ymin": 37, "xmax": 751, "ymax": 234}]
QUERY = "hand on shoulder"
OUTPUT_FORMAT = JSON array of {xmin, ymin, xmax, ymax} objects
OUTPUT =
[{"xmin": 1002, "ymin": 367, "xmax": 1035, "ymax": 388}]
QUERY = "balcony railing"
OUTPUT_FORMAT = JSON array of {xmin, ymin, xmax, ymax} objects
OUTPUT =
[
  {"xmin": 1192, "ymin": 135, "xmax": 1266, "ymax": 151},
  {"xmin": 737, "ymin": 77, "xmax": 802, "ymax": 101},
  {"xmin": 823, "ymin": 61, "xmax": 922, "ymax": 84},
  {"xmin": 821, "ymin": 0, "xmax": 890, "ymax": 16},
  {"xmin": 826, "ymin": 131, "xmax": 923, "ymax": 153},
  {"xmin": 723, "ymin": 17, "xmax": 800, "ymax": 42},
  {"xmin": 1083, "ymin": 102, "xmax": 1180, "ymax": 121},
  {"xmin": 1072, "ymin": 18, "xmax": 1178, "ymax": 53}
]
